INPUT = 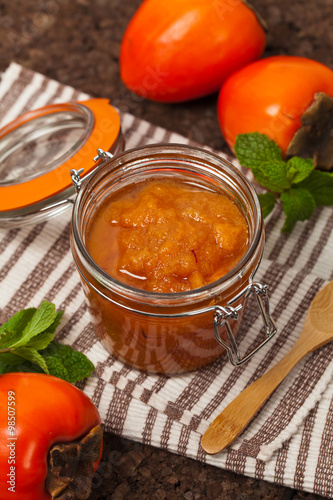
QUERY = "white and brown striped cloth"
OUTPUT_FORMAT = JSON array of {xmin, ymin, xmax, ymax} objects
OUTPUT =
[{"xmin": 1, "ymin": 62, "xmax": 333, "ymax": 497}]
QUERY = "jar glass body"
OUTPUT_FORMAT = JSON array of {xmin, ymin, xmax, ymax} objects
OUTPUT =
[{"xmin": 70, "ymin": 144, "xmax": 265, "ymax": 374}]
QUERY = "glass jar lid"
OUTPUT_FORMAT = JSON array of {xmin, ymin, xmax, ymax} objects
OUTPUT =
[{"xmin": 0, "ymin": 98, "xmax": 123, "ymax": 227}]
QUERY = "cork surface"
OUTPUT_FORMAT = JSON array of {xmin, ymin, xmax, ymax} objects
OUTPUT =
[{"xmin": 0, "ymin": 0, "xmax": 332, "ymax": 498}]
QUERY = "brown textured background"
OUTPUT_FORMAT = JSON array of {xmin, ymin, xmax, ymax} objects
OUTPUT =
[{"xmin": 0, "ymin": 0, "xmax": 332, "ymax": 498}]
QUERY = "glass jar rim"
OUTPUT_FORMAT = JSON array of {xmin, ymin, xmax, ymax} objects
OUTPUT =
[{"xmin": 71, "ymin": 143, "xmax": 264, "ymax": 306}]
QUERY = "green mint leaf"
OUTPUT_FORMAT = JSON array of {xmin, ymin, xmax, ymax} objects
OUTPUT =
[
  {"xmin": 11, "ymin": 347, "xmax": 49, "ymax": 374},
  {"xmin": 235, "ymin": 132, "xmax": 283, "ymax": 169},
  {"xmin": 24, "ymin": 332, "xmax": 55, "ymax": 351},
  {"xmin": 0, "ymin": 330, "xmax": 23, "ymax": 349},
  {"xmin": 0, "ymin": 362, "xmax": 16, "ymax": 374},
  {"xmin": 252, "ymin": 160, "xmax": 291, "ymax": 193},
  {"xmin": 44, "ymin": 356, "xmax": 70, "ymax": 382},
  {"xmin": 11, "ymin": 301, "xmax": 57, "ymax": 348},
  {"xmin": 298, "ymin": 170, "xmax": 333, "ymax": 206},
  {"xmin": 286, "ymin": 157, "xmax": 314, "ymax": 185},
  {"xmin": 0, "ymin": 361, "xmax": 44, "ymax": 375},
  {"xmin": 42, "ymin": 342, "xmax": 95, "ymax": 383},
  {"xmin": 0, "ymin": 302, "xmax": 95, "ymax": 382},
  {"xmin": 281, "ymin": 188, "xmax": 316, "ymax": 233},
  {"xmin": 258, "ymin": 192, "xmax": 277, "ymax": 218},
  {"xmin": 0, "ymin": 308, "xmax": 36, "ymax": 346},
  {"xmin": 0, "ymin": 352, "xmax": 27, "ymax": 366},
  {"xmin": 46, "ymin": 310, "xmax": 65, "ymax": 334}
]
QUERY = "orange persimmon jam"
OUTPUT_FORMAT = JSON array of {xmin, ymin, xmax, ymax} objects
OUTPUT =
[
  {"xmin": 71, "ymin": 144, "xmax": 266, "ymax": 374},
  {"xmin": 86, "ymin": 179, "xmax": 249, "ymax": 293}
]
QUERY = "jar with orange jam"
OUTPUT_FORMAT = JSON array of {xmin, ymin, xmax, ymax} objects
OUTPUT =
[{"xmin": 70, "ymin": 144, "xmax": 276, "ymax": 374}]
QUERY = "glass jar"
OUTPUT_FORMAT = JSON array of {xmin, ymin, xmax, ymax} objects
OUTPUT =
[{"xmin": 70, "ymin": 144, "xmax": 276, "ymax": 374}]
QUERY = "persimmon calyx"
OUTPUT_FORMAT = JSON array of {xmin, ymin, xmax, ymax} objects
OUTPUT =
[
  {"xmin": 46, "ymin": 424, "xmax": 103, "ymax": 500},
  {"xmin": 287, "ymin": 92, "xmax": 333, "ymax": 171}
]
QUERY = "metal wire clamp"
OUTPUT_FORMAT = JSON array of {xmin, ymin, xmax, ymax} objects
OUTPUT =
[
  {"xmin": 93, "ymin": 148, "xmax": 114, "ymax": 162},
  {"xmin": 213, "ymin": 281, "xmax": 277, "ymax": 366}
]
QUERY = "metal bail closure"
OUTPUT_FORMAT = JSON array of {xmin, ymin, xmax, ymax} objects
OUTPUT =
[
  {"xmin": 70, "ymin": 148, "xmax": 115, "ymax": 193},
  {"xmin": 214, "ymin": 281, "xmax": 277, "ymax": 366},
  {"xmin": 94, "ymin": 148, "xmax": 114, "ymax": 163},
  {"xmin": 70, "ymin": 168, "xmax": 84, "ymax": 192}
]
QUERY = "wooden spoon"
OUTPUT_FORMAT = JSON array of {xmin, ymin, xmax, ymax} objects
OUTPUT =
[{"xmin": 201, "ymin": 280, "xmax": 333, "ymax": 455}]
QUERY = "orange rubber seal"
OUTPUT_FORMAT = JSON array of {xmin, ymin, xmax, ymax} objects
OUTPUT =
[{"xmin": 0, "ymin": 98, "xmax": 121, "ymax": 211}]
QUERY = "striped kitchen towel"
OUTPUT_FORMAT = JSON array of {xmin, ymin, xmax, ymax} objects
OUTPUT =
[{"xmin": 1, "ymin": 62, "xmax": 333, "ymax": 498}]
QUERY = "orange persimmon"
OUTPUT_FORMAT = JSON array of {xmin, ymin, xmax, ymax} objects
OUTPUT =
[
  {"xmin": 120, "ymin": 0, "xmax": 266, "ymax": 102},
  {"xmin": 218, "ymin": 56, "xmax": 333, "ymax": 169},
  {"xmin": 0, "ymin": 373, "xmax": 102, "ymax": 500}
]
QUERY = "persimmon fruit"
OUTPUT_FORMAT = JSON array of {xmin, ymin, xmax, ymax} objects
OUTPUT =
[
  {"xmin": 218, "ymin": 56, "xmax": 333, "ymax": 170},
  {"xmin": 120, "ymin": 0, "xmax": 266, "ymax": 102}
]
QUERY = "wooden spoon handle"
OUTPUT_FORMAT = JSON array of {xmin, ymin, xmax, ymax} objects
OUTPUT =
[{"xmin": 201, "ymin": 343, "xmax": 306, "ymax": 454}]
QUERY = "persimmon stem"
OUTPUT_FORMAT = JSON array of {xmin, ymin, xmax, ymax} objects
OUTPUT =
[{"xmin": 46, "ymin": 424, "xmax": 103, "ymax": 500}]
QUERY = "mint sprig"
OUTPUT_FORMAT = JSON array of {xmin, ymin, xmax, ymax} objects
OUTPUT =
[
  {"xmin": 258, "ymin": 192, "xmax": 277, "ymax": 219},
  {"xmin": 235, "ymin": 132, "xmax": 333, "ymax": 232},
  {"xmin": 0, "ymin": 301, "xmax": 94, "ymax": 383},
  {"xmin": 280, "ymin": 188, "xmax": 316, "ymax": 233}
]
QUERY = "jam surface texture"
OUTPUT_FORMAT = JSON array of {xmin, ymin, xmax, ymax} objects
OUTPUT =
[{"xmin": 86, "ymin": 179, "xmax": 249, "ymax": 293}]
